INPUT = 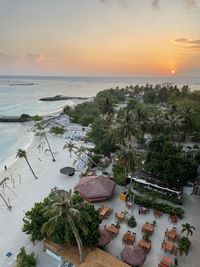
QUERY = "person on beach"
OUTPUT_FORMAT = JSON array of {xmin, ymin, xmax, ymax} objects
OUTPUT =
[{"xmin": 4, "ymin": 165, "xmax": 7, "ymax": 171}]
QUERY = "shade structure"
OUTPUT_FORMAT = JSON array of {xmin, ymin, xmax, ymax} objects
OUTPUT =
[
  {"xmin": 121, "ymin": 245, "xmax": 146, "ymax": 267},
  {"xmin": 97, "ymin": 229, "xmax": 112, "ymax": 248},
  {"xmin": 74, "ymin": 175, "xmax": 116, "ymax": 202},
  {"xmin": 60, "ymin": 167, "xmax": 75, "ymax": 176}
]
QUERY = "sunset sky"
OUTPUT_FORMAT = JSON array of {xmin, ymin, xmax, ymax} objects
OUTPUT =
[{"xmin": 0, "ymin": 0, "xmax": 199, "ymax": 76}]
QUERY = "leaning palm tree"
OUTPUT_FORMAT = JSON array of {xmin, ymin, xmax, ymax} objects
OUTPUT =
[
  {"xmin": 16, "ymin": 149, "xmax": 38, "ymax": 179},
  {"xmin": 181, "ymin": 223, "xmax": 196, "ymax": 238},
  {"xmin": 76, "ymin": 146, "xmax": 99, "ymax": 169},
  {"xmin": 63, "ymin": 142, "xmax": 88, "ymax": 165},
  {"xmin": 34, "ymin": 122, "xmax": 56, "ymax": 162},
  {"xmin": 39, "ymin": 132, "xmax": 56, "ymax": 162},
  {"xmin": 42, "ymin": 191, "xmax": 87, "ymax": 263},
  {"xmin": 0, "ymin": 192, "xmax": 12, "ymax": 210}
]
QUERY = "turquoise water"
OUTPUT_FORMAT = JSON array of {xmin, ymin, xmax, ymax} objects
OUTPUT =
[{"xmin": 0, "ymin": 75, "xmax": 200, "ymax": 170}]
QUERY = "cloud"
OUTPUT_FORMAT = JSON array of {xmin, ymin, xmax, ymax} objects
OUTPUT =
[
  {"xmin": 23, "ymin": 53, "xmax": 44, "ymax": 63},
  {"xmin": 99, "ymin": 0, "xmax": 197, "ymax": 9},
  {"xmin": 99, "ymin": 0, "xmax": 129, "ymax": 8},
  {"xmin": 152, "ymin": 0, "xmax": 159, "ymax": 9},
  {"xmin": 174, "ymin": 38, "xmax": 200, "ymax": 45},
  {"xmin": 184, "ymin": 45, "xmax": 200, "ymax": 50},
  {"xmin": 0, "ymin": 49, "xmax": 45, "ymax": 74},
  {"xmin": 152, "ymin": 0, "xmax": 197, "ymax": 8},
  {"xmin": 174, "ymin": 38, "xmax": 200, "ymax": 51}
]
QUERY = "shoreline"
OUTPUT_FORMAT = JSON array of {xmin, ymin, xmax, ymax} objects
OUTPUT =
[
  {"xmin": 0, "ymin": 132, "xmax": 41, "ymax": 181},
  {"xmin": 0, "ymin": 97, "xmax": 83, "ymax": 181}
]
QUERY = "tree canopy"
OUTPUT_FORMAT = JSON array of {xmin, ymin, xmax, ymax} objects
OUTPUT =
[{"xmin": 145, "ymin": 135, "xmax": 198, "ymax": 187}]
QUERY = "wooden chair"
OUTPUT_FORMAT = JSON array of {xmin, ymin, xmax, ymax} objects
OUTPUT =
[{"xmin": 161, "ymin": 240, "xmax": 166, "ymax": 249}]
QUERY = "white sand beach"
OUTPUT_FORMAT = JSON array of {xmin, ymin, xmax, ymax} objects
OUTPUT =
[
  {"xmin": 0, "ymin": 134, "xmax": 83, "ymax": 266},
  {"xmin": 0, "ymin": 133, "xmax": 200, "ymax": 267}
]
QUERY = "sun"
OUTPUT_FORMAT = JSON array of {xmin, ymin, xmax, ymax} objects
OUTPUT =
[{"xmin": 171, "ymin": 69, "xmax": 175, "ymax": 75}]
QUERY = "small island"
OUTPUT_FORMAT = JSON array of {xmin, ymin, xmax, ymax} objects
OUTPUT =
[{"xmin": 39, "ymin": 95, "xmax": 89, "ymax": 101}]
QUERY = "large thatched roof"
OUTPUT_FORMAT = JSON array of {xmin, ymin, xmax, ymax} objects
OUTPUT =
[
  {"xmin": 121, "ymin": 245, "xmax": 146, "ymax": 266},
  {"xmin": 44, "ymin": 240, "xmax": 130, "ymax": 267},
  {"xmin": 74, "ymin": 175, "xmax": 116, "ymax": 202}
]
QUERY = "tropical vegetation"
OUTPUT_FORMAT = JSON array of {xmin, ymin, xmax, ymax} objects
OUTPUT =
[
  {"xmin": 16, "ymin": 149, "xmax": 38, "ymax": 179},
  {"xmin": 16, "ymin": 247, "xmax": 36, "ymax": 267},
  {"xmin": 23, "ymin": 191, "xmax": 100, "ymax": 263}
]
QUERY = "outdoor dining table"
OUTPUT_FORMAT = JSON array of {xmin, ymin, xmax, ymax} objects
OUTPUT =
[
  {"xmin": 166, "ymin": 229, "xmax": 177, "ymax": 241},
  {"xmin": 116, "ymin": 211, "xmax": 126, "ymax": 221},
  {"xmin": 142, "ymin": 223, "xmax": 154, "ymax": 234},
  {"xmin": 99, "ymin": 206, "xmax": 110, "ymax": 217},
  {"xmin": 106, "ymin": 225, "xmax": 119, "ymax": 235},
  {"xmin": 164, "ymin": 241, "xmax": 175, "ymax": 254},
  {"xmin": 138, "ymin": 240, "xmax": 151, "ymax": 253},
  {"xmin": 123, "ymin": 232, "xmax": 136, "ymax": 244}
]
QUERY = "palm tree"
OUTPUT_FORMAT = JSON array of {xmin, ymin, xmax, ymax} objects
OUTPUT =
[
  {"xmin": 117, "ymin": 138, "xmax": 138, "ymax": 178},
  {"xmin": 113, "ymin": 109, "xmax": 140, "ymax": 145},
  {"xmin": 34, "ymin": 121, "xmax": 56, "ymax": 162},
  {"xmin": 98, "ymin": 97, "xmax": 116, "ymax": 117},
  {"xmin": 164, "ymin": 112, "xmax": 183, "ymax": 147},
  {"xmin": 0, "ymin": 177, "xmax": 12, "ymax": 210},
  {"xmin": 181, "ymin": 107, "xmax": 196, "ymax": 142},
  {"xmin": 147, "ymin": 111, "xmax": 165, "ymax": 136},
  {"xmin": 42, "ymin": 132, "xmax": 56, "ymax": 162},
  {"xmin": 42, "ymin": 191, "xmax": 87, "ymax": 263},
  {"xmin": 0, "ymin": 192, "xmax": 12, "ymax": 210},
  {"xmin": 16, "ymin": 149, "xmax": 38, "ymax": 179},
  {"xmin": 76, "ymin": 146, "xmax": 99, "ymax": 169},
  {"xmin": 63, "ymin": 142, "xmax": 88, "ymax": 165},
  {"xmin": 181, "ymin": 223, "xmax": 196, "ymax": 238},
  {"xmin": 178, "ymin": 236, "xmax": 191, "ymax": 256}
]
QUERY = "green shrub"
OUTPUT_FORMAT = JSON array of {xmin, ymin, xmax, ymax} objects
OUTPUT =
[
  {"xmin": 32, "ymin": 115, "xmax": 43, "ymax": 121},
  {"xmin": 178, "ymin": 236, "xmax": 191, "ymax": 255},
  {"xmin": 50, "ymin": 126, "xmax": 65, "ymax": 135},
  {"xmin": 16, "ymin": 247, "xmax": 36, "ymax": 267},
  {"xmin": 127, "ymin": 216, "xmax": 137, "ymax": 228},
  {"xmin": 133, "ymin": 183, "xmax": 182, "ymax": 205},
  {"xmin": 112, "ymin": 164, "xmax": 127, "ymax": 185},
  {"xmin": 134, "ymin": 195, "xmax": 184, "ymax": 218},
  {"xmin": 20, "ymin": 113, "xmax": 31, "ymax": 120}
]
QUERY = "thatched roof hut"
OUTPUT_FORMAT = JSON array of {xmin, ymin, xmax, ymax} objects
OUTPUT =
[
  {"xmin": 44, "ymin": 240, "xmax": 130, "ymax": 267},
  {"xmin": 121, "ymin": 245, "xmax": 146, "ymax": 267},
  {"xmin": 97, "ymin": 229, "xmax": 112, "ymax": 248},
  {"xmin": 74, "ymin": 175, "xmax": 116, "ymax": 202}
]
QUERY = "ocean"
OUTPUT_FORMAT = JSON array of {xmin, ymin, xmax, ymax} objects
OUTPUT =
[{"xmin": 0, "ymin": 75, "xmax": 200, "ymax": 171}]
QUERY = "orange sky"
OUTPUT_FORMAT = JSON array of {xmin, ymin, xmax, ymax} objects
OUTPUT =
[{"xmin": 0, "ymin": 0, "xmax": 199, "ymax": 76}]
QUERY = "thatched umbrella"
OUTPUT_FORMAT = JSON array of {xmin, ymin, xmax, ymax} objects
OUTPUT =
[
  {"xmin": 97, "ymin": 229, "xmax": 112, "ymax": 248},
  {"xmin": 121, "ymin": 245, "xmax": 146, "ymax": 267},
  {"xmin": 74, "ymin": 175, "xmax": 116, "ymax": 202},
  {"xmin": 60, "ymin": 167, "xmax": 75, "ymax": 176}
]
